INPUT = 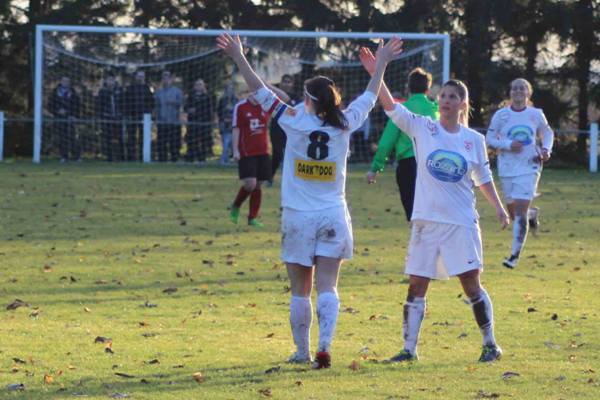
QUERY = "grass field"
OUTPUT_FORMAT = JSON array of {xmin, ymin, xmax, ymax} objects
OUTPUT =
[{"xmin": 0, "ymin": 162, "xmax": 599, "ymax": 399}]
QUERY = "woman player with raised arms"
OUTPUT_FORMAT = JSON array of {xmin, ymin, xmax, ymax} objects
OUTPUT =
[
  {"xmin": 359, "ymin": 47, "xmax": 509, "ymax": 363},
  {"xmin": 217, "ymin": 33, "xmax": 403, "ymax": 369}
]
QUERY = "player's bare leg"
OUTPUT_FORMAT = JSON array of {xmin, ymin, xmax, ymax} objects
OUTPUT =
[
  {"xmin": 313, "ymin": 256, "xmax": 342, "ymax": 369},
  {"xmin": 458, "ymin": 269, "xmax": 502, "ymax": 362},
  {"xmin": 286, "ymin": 262, "xmax": 314, "ymax": 363}
]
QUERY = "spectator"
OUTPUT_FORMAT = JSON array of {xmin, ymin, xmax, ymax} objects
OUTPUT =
[
  {"xmin": 123, "ymin": 70, "xmax": 154, "ymax": 161},
  {"xmin": 48, "ymin": 76, "xmax": 81, "ymax": 162},
  {"xmin": 217, "ymin": 83, "xmax": 238, "ymax": 164},
  {"xmin": 185, "ymin": 79, "xmax": 213, "ymax": 163},
  {"xmin": 268, "ymin": 74, "xmax": 299, "ymax": 184},
  {"xmin": 155, "ymin": 70, "xmax": 183, "ymax": 162},
  {"xmin": 96, "ymin": 72, "xmax": 124, "ymax": 161}
]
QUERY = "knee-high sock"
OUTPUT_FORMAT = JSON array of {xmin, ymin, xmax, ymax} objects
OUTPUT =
[
  {"xmin": 403, "ymin": 296, "xmax": 426, "ymax": 356},
  {"xmin": 316, "ymin": 291, "xmax": 339, "ymax": 352},
  {"xmin": 290, "ymin": 296, "xmax": 312, "ymax": 357},
  {"xmin": 470, "ymin": 288, "xmax": 497, "ymax": 346},
  {"xmin": 249, "ymin": 188, "xmax": 262, "ymax": 220},
  {"xmin": 233, "ymin": 186, "xmax": 251, "ymax": 208},
  {"xmin": 511, "ymin": 215, "xmax": 528, "ymax": 257}
]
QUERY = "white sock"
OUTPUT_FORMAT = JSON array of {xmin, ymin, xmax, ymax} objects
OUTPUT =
[
  {"xmin": 316, "ymin": 291, "xmax": 339, "ymax": 352},
  {"xmin": 470, "ymin": 288, "xmax": 497, "ymax": 346},
  {"xmin": 289, "ymin": 296, "xmax": 312, "ymax": 357},
  {"xmin": 403, "ymin": 296, "xmax": 426, "ymax": 356},
  {"xmin": 511, "ymin": 215, "xmax": 528, "ymax": 257}
]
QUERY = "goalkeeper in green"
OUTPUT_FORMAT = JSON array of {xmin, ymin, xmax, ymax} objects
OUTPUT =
[{"xmin": 367, "ymin": 68, "xmax": 439, "ymax": 220}]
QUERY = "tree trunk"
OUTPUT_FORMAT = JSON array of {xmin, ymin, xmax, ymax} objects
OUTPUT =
[{"xmin": 573, "ymin": 0, "xmax": 593, "ymax": 162}]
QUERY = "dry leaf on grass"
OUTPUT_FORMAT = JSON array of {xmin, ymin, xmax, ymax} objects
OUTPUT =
[
  {"xmin": 43, "ymin": 374, "xmax": 53, "ymax": 384},
  {"xmin": 192, "ymin": 372, "xmax": 205, "ymax": 384},
  {"xmin": 258, "ymin": 388, "xmax": 272, "ymax": 397},
  {"xmin": 6, "ymin": 299, "xmax": 29, "ymax": 310},
  {"xmin": 349, "ymin": 360, "xmax": 360, "ymax": 371},
  {"xmin": 115, "ymin": 372, "xmax": 135, "ymax": 379}
]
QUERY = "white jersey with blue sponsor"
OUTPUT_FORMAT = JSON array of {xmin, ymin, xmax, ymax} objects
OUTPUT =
[
  {"xmin": 486, "ymin": 106, "xmax": 554, "ymax": 177},
  {"xmin": 254, "ymin": 87, "xmax": 377, "ymax": 211},
  {"xmin": 386, "ymin": 103, "xmax": 492, "ymax": 228}
]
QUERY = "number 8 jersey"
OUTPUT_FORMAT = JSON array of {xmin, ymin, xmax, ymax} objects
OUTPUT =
[{"xmin": 254, "ymin": 87, "xmax": 377, "ymax": 211}]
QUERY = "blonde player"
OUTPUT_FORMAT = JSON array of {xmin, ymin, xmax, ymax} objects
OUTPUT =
[
  {"xmin": 217, "ymin": 33, "xmax": 403, "ymax": 369},
  {"xmin": 359, "ymin": 47, "xmax": 509, "ymax": 363},
  {"xmin": 486, "ymin": 78, "xmax": 554, "ymax": 269}
]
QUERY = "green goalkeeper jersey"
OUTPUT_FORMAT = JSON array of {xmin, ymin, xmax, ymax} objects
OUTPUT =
[{"xmin": 370, "ymin": 93, "xmax": 439, "ymax": 173}]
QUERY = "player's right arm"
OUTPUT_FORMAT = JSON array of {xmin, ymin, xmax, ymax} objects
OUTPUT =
[{"xmin": 486, "ymin": 110, "xmax": 516, "ymax": 151}]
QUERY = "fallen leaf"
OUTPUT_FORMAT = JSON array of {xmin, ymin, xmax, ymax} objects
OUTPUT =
[
  {"xmin": 527, "ymin": 307, "xmax": 537, "ymax": 313},
  {"xmin": 145, "ymin": 359, "xmax": 160, "ymax": 365},
  {"xmin": 115, "ymin": 372, "xmax": 135, "ymax": 379},
  {"xmin": 265, "ymin": 366, "xmax": 281, "ymax": 374},
  {"xmin": 551, "ymin": 313, "xmax": 558, "ymax": 320},
  {"xmin": 109, "ymin": 393, "xmax": 129, "ymax": 398},
  {"xmin": 43, "ymin": 374, "xmax": 54, "ymax": 384},
  {"xmin": 12, "ymin": 358, "xmax": 26, "ymax": 364},
  {"xmin": 192, "ymin": 372, "xmax": 205, "ymax": 384},
  {"xmin": 295, "ymin": 380, "xmax": 303, "ymax": 386},
  {"xmin": 265, "ymin": 333, "xmax": 275, "ymax": 338},
  {"xmin": 95, "ymin": 280, "xmax": 108, "ymax": 285},
  {"xmin": 143, "ymin": 301, "xmax": 158, "ymax": 308},
  {"xmin": 349, "ymin": 360, "xmax": 360, "ymax": 371},
  {"xmin": 43, "ymin": 265, "xmax": 53, "ymax": 273},
  {"xmin": 94, "ymin": 336, "xmax": 112, "ymax": 344},
  {"xmin": 5, "ymin": 383, "xmax": 25, "ymax": 391},
  {"xmin": 162, "ymin": 287, "xmax": 178, "ymax": 294},
  {"xmin": 502, "ymin": 371, "xmax": 520, "ymax": 379},
  {"xmin": 138, "ymin": 321, "xmax": 149, "ymax": 327},
  {"xmin": 105, "ymin": 347, "xmax": 115, "ymax": 354},
  {"xmin": 476, "ymin": 390, "xmax": 500, "ymax": 398},
  {"xmin": 258, "ymin": 388, "xmax": 272, "ymax": 397},
  {"xmin": 6, "ymin": 299, "xmax": 29, "ymax": 310},
  {"xmin": 83, "ymin": 307, "xmax": 91, "ymax": 313}
]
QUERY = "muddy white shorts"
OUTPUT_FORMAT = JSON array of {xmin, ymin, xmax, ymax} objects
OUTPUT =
[
  {"xmin": 500, "ymin": 173, "xmax": 540, "ymax": 202},
  {"xmin": 405, "ymin": 220, "xmax": 483, "ymax": 280},
  {"xmin": 281, "ymin": 205, "xmax": 353, "ymax": 267}
]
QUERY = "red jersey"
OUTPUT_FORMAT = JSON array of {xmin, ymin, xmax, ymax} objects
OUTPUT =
[{"xmin": 233, "ymin": 99, "xmax": 270, "ymax": 157}]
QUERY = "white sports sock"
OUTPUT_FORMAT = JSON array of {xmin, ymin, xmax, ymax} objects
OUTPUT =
[
  {"xmin": 316, "ymin": 291, "xmax": 339, "ymax": 352},
  {"xmin": 289, "ymin": 296, "xmax": 312, "ymax": 357},
  {"xmin": 470, "ymin": 288, "xmax": 497, "ymax": 346},
  {"xmin": 403, "ymin": 296, "xmax": 426, "ymax": 356},
  {"xmin": 511, "ymin": 215, "xmax": 528, "ymax": 257}
]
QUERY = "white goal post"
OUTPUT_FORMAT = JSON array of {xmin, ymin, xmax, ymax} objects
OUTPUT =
[{"xmin": 33, "ymin": 25, "xmax": 450, "ymax": 163}]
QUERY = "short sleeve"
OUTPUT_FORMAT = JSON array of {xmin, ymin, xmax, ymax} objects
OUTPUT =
[
  {"xmin": 343, "ymin": 91, "xmax": 377, "ymax": 132},
  {"xmin": 471, "ymin": 135, "xmax": 492, "ymax": 186}
]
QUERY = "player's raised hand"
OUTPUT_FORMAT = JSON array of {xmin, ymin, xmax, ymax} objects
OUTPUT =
[
  {"xmin": 375, "ymin": 37, "xmax": 403, "ymax": 64},
  {"xmin": 359, "ymin": 47, "xmax": 376, "ymax": 76},
  {"xmin": 216, "ymin": 33, "xmax": 243, "ymax": 59}
]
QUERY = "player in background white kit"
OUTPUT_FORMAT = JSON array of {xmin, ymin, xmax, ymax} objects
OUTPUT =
[
  {"xmin": 359, "ymin": 47, "xmax": 509, "ymax": 363},
  {"xmin": 486, "ymin": 78, "xmax": 554, "ymax": 269},
  {"xmin": 217, "ymin": 33, "xmax": 403, "ymax": 369}
]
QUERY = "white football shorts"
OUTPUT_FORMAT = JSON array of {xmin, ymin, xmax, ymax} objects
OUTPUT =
[
  {"xmin": 281, "ymin": 205, "xmax": 353, "ymax": 267},
  {"xmin": 500, "ymin": 173, "xmax": 540, "ymax": 202},
  {"xmin": 405, "ymin": 220, "xmax": 483, "ymax": 280}
]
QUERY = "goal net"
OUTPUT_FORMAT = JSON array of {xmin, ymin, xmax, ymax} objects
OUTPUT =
[{"xmin": 34, "ymin": 26, "xmax": 449, "ymax": 163}]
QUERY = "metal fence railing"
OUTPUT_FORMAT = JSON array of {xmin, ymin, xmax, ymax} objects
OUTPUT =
[{"xmin": 0, "ymin": 112, "xmax": 598, "ymax": 172}]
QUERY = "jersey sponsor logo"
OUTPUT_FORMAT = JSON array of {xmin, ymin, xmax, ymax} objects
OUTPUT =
[
  {"xmin": 294, "ymin": 159, "xmax": 336, "ymax": 182},
  {"xmin": 507, "ymin": 124, "xmax": 534, "ymax": 145},
  {"xmin": 426, "ymin": 150, "xmax": 468, "ymax": 182}
]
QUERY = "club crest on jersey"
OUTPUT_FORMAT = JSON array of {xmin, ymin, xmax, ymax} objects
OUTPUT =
[
  {"xmin": 426, "ymin": 150, "xmax": 468, "ymax": 182},
  {"xmin": 507, "ymin": 124, "xmax": 533, "ymax": 145},
  {"xmin": 426, "ymin": 119, "xmax": 438, "ymax": 136},
  {"xmin": 464, "ymin": 141, "xmax": 473, "ymax": 151}
]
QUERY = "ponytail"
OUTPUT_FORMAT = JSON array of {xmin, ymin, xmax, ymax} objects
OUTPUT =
[
  {"xmin": 443, "ymin": 79, "xmax": 470, "ymax": 127},
  {"xmin": 304, "ymin": 76, "xmax": 348, "ymax": 130}
]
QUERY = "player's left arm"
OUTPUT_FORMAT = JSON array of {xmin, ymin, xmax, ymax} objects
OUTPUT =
[
  {"xmin": 537, "ymin": 110, "xmax": 554, "ymax": 162},
  {"xmin": 472, "ymin": 136, "xmax": 509, "ymax": 229}
]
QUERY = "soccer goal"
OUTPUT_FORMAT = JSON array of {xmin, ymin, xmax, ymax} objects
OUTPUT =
[{"xmin": 33, "ymin": 25, "xmax": 450, "ymax": 163}]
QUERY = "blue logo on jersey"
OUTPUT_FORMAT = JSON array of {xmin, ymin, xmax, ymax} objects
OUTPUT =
[
  {"xmin": 426, "ymin": 150, "xmax": 468, "ymax": 182},
  {"xmin": 507, "ymin": 125, "xmax": 533, "ymax": 145}
]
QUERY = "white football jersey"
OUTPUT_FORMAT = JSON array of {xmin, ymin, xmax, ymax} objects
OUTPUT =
[
  {"xmin": 254, "ymin": 87, "xmax": 377, "ymax": 211},
  {"xmin": 386, "ymin": 103, "xmax": 492, "ymax": 228},
  {"xmin": 486, "ymin": 106, "xmax": 554, "ymax": 177}
]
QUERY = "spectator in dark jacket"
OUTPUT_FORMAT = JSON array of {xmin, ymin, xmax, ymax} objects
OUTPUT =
[
  {"xmin": 48, "ymin": 76, "xmax": 81, "ymax": 162},
  {"xmin": 123, "ymin": 70, "xmax": 154, "ymax": 161},
  {"xmin": 185, "ymin": 79, "xmax": 213, "ymax": 163},
  {"xmin": 216, "ymin": 83, "xmax": 237, "ymax": 164},
  {"xmin": 96, "ymin": 72, "xmax": 124, "ymax": 161}
]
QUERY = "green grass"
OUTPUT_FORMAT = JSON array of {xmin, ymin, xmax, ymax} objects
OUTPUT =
[{"xmin": 0, "ymin": 162, "xmax": 599, "ymax": 399}]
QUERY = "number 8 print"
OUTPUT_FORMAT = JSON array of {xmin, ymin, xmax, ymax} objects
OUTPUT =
[{"xmin": 307, "ymin": 131, "xmax": 330, "ymax": 160}]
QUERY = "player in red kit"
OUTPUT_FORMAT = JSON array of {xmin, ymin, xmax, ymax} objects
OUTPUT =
[{"xmin": 229, "ymin": 93, "xmax": 276, "ymax": 227}]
